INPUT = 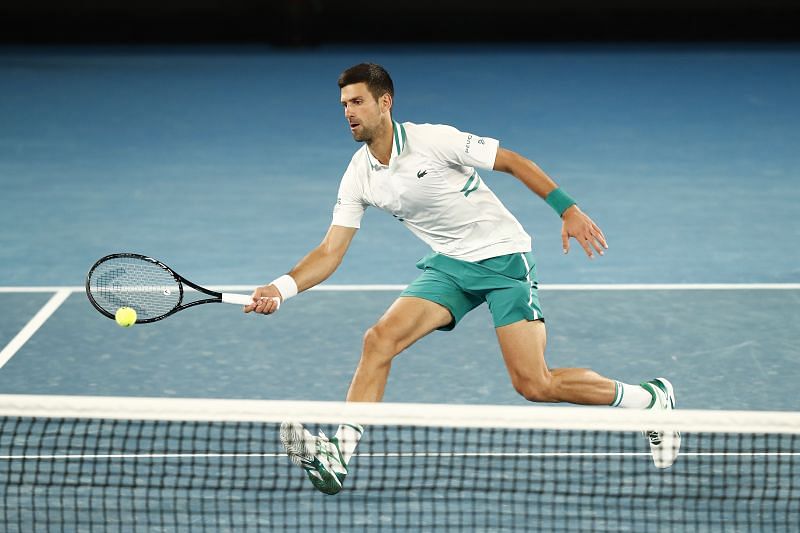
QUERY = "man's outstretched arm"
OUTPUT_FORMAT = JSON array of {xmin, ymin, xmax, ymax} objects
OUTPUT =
[
  {"xmin": 245, "ymin": 224, "xmax": 358, "ymax": 314},
  {"xmin": 493, "ymin": 147, "xmax": 608, "ymax": 258}
]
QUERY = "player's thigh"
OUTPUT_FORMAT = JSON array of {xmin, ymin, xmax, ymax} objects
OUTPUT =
[
  {"xmin": 400, "ymin": 264, "xmax": 483, "ymax": 332},
  {"xmin": 367, "ymin": 296, "xmax": 453, "ymax": 354},
  {"xmin": 495, "ymin": 319, "xmax": 549, "ymax": 384}
]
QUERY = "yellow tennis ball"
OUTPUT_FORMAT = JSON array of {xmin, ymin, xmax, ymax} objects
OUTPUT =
[{"xmin": 115, "ymin": 307, "xmax": 137, "ymax": 327}]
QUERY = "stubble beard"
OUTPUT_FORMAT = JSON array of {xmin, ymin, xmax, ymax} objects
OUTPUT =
[{"xmin": 351, "ymin": 126, "xmax": 372, "ymax": 144}]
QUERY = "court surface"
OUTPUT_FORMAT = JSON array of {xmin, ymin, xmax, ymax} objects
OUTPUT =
[{"xmin": 1, "ymin": 44, "xmax": 799, "ymax": 409}]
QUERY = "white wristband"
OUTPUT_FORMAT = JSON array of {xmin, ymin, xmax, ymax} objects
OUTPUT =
[{"xmin": 270, "ymin": 274, "xmax": 298, "ymax": 301}]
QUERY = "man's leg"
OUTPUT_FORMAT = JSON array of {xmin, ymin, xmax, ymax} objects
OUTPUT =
[
  {"xmin": 347, "ymin": 296, "xmax": 454, "ymax": 402},
  {"xmin": 495, "ymin": 319, "xmax": 617, "ymax": 405},
  {"xmin": 280, "ymin": 296, "xmax": 453, "ymax": 494},
  {"xmin": 496, "ymin": 318, "xmax": 680, "ymax": 468}
]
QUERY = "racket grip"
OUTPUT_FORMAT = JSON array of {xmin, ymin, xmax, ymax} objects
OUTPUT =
[{"xmin": 221, "ymin": 293, "xmax": 280, "ymax": 308}]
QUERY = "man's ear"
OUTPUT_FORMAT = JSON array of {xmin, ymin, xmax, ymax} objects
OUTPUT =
[{"xmin": 381, "ymin": 93, "xmax": 393, "ymax": 113}]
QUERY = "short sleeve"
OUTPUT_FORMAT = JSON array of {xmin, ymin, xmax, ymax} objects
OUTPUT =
[
  {"xmin": 423, "ymin": 124, "xmax": 499, "ymax": 170},
  {"xmin": 331, "ymin": 160, "xmax": 367, "ymax": 228}
]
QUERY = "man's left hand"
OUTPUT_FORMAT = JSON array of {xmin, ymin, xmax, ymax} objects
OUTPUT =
[{"xmin": 561, "ymin": 205, "xmax": 608, "ymax": 259}]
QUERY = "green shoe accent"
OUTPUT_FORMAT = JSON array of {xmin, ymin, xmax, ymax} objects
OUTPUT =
[
  {"xmin": 341, "ymin": 423, "xmax": 364, "ymax": 436},
  {"xmin": 303, "ymin": 436, "xmax": 348, "ymax": 495},
  {"xmin": 649, "ymin": 378, "xmax": 669, "ymax": 395},
  {"xmin": 640, "ymin": 382, "xmax": 658, "ymax": 409},
  {"xmin": 304, "ymin": 458, "xmax": 346, "ymax": 495},
  {"xmin": 329, "ymin": 436, "xmax": 347, "ymax": 465}
]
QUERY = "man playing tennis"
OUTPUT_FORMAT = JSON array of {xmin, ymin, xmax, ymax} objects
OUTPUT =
[{"xmin": 245, "ymin": 63, "xmax": 680, "ymax": 494}]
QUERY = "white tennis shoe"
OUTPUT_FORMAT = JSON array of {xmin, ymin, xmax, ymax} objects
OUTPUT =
[
  {"xmin": 280, "ymin": 421, "xmax": 348, "ymax": 495},
  {"xmin": 641, "ymin": 377, "xmax": 681, "ymax": 469}
]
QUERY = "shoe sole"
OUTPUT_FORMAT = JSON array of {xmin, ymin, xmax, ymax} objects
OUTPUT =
[{"xmin": 280, "ymin": 421, "xmax": 312, "ymax": 467}]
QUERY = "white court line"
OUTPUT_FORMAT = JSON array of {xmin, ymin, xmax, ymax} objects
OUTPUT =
[
  {"xmin": 0, "ymin": 283, "xmax": 795, "ymax": 367},
  {"xmin": 0, "ymin": 287, "xmax": 80, "ymax": 293},
  {"xmin": 306, "ymin": 283, "xmax": 800, "ymax": 291},
  {"xmin": 1, "ymin": 451, "xmax": 797, "ymax": 460},
  {"xmin": 0, "ymin": 290, "xmax": 71, "ymax": 369},
  {"xmin": 0, "ymin": 283, "xmax": 799, "ymax": 294}
]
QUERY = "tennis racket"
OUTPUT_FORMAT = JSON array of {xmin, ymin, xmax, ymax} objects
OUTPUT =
[{"xmin": 86, "ymin": 253, "xmax": 277, "ymax": 324}]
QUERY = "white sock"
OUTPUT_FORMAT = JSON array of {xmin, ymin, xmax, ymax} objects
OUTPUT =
[
  {"xmin": 610, "ymin": 381, "xmax": 653, "ymax": 409},
  {"xmin": 334, "ymin": 423, "xmax": 364, "ymax": 465}
]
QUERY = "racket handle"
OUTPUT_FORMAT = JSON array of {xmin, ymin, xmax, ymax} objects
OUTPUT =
[{"xmin": 221, "ymin": 293, "xmax": 280, "ymax": 308}]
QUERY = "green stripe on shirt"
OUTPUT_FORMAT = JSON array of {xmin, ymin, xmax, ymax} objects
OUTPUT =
[{"xmin": 460, "ymin": 172, "xmax": 477, "ymax": 193}]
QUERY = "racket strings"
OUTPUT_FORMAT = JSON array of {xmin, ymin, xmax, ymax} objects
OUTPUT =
[{"xmin": 89, "ymin": 258, "xmax": 181, "ymax": 320}]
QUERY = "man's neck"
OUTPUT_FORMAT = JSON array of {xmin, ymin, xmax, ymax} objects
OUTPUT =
[{"xmin": 367, "ymin": 118, "xmax": 394, "ymax": 166}]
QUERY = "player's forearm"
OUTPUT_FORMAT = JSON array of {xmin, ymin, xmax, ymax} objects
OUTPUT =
[
  {"xmin": 494, "ymin": 148, "xmax": 558, "ymax": 199},
  {"xmin": 286, "ymin": 225, "xmax": 356, "ymax": 293},
  {"xmin": 287, "ymin": 245, "xmax": 343, "ymax": 293},
  {"xmin": 247, "ymin": 243, "xmax": 341, "ymax": 314}
]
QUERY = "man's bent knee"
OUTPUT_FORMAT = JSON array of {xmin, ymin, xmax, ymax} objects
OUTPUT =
[{"xmin": 512, "ymin": 376, "xmax": 557, "ymax": 403}]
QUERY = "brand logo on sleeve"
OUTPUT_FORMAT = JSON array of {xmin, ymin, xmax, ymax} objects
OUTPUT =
[
  {"xmin": 416, "ymin": 169, "xmax": 428, "ymax": 178},
  {"xmin": 464, "ymin": 134, "xmax": 472, "ymax": 154}
]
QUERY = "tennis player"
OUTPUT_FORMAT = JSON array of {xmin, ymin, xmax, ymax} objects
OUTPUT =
[{"xmin": 245, "ymin": 63, "xmax": 681, "ymax": 494}]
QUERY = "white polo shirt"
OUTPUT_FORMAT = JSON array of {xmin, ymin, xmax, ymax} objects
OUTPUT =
[{"xmin": 332, "ymin": 121, "xmax": 532, "ymax": 262}]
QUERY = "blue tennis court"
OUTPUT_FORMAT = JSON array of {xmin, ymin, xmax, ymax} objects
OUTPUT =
[
  {"xmin": 1, "ymin": 44, "xmax": 798, "ymax": 408},
  {"xmin": 0, "ymin": 44, "xmax": 799, "ymax": 530}
]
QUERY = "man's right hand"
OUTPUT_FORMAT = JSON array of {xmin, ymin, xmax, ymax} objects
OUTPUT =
[{"xmin": 244, "ymin": 285, "xmax": 283, "ymax": 315}]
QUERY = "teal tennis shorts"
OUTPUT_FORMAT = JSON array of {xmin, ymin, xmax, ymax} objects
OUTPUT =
[{"xmin": 401, "ymin": 251, "xmax": 544, "ymax": 331}]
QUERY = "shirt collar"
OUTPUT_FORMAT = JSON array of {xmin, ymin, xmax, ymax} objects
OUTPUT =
[
  {"xmin": 391, "ymin": 119, "xmax": 407, "ymax": 159},
  {"xmin": 366, "ymin": 120, "xmax": 407, "ymax": 170}
]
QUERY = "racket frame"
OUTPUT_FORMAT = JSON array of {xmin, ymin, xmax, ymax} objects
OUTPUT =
[{"xmin": 85, "ymin": 253, "xmax": 249, "ymax": 324}]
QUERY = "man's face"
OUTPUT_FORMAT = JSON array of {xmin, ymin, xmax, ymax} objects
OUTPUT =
[{"xmin": 340, "ymin": 82, "xmax": 385, "ymax": 143}]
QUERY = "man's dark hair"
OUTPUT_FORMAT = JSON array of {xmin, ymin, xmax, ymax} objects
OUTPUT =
[{"xmin": 337, "ymin": 63, "xmax": 394, "ymax": 102}]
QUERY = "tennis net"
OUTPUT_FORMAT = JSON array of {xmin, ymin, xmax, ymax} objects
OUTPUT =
[{"xmin": 0, "ymin": 394, "xmax": 798, "ymax": 532}]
